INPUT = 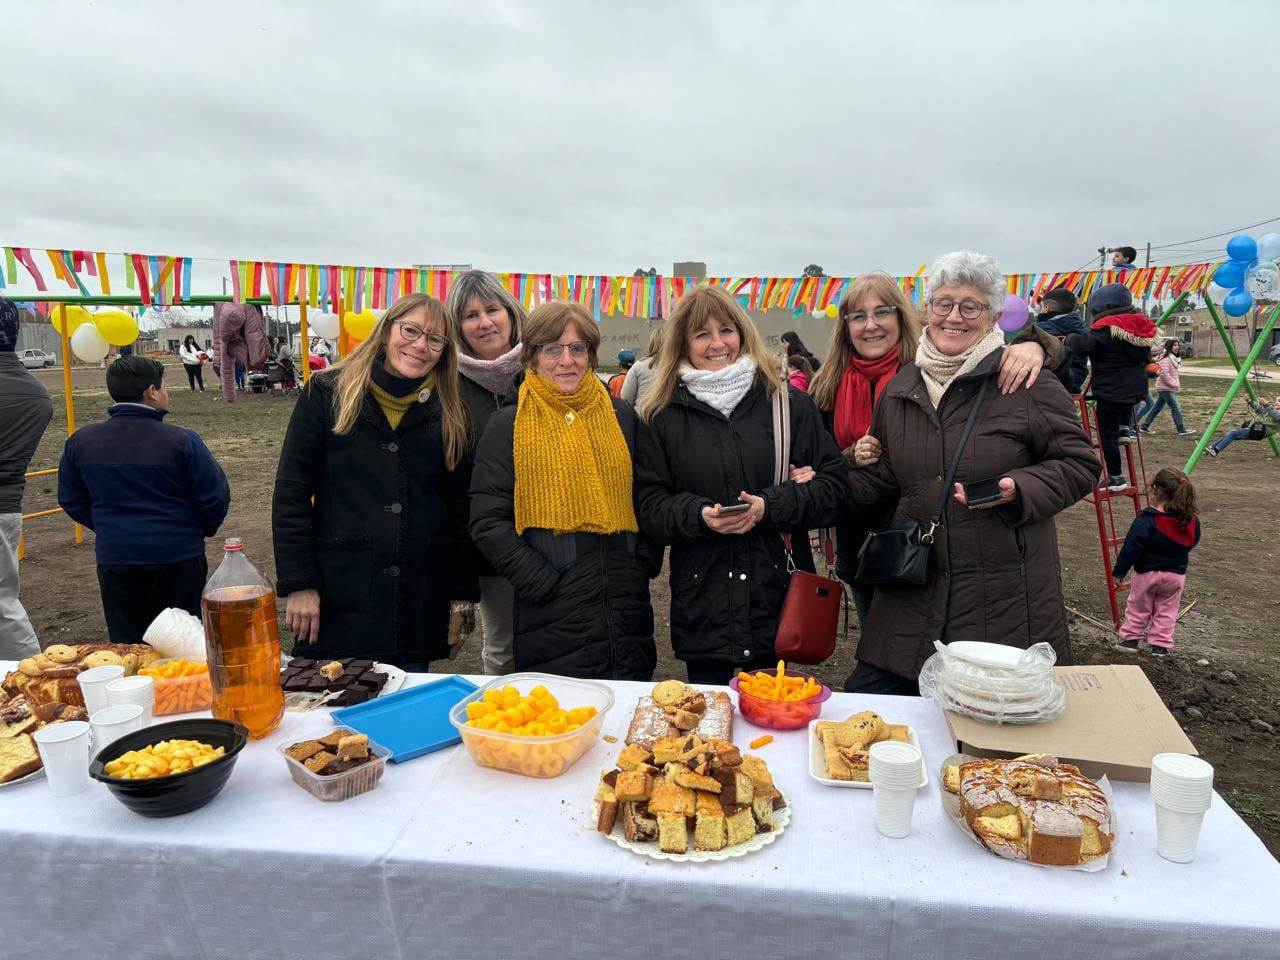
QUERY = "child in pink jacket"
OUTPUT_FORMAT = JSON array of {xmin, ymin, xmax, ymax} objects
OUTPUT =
[{"xmin": 1140, "ymin": 340, "xmax": 1194, "ymax": 436}]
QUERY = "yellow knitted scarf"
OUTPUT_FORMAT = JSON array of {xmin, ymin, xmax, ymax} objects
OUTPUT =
[
  {"xmin": 369, "ymin": 372, "xmax": 435, "ymax": 430},
  {"xmin": 513, "ymin": 372, "xmax": 638, "ymax": 535}
]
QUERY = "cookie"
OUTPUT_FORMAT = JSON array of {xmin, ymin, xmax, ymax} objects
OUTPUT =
[
  {"xmin": 17, "ymin": 658, "xmax": 43, "ymax": 678},
  {"xmin": 652, "ymin": 680, "xmax": 689, "ymax": 709},
  {"xmin": 82, "ymin": 650, "xmax": 124, "ymax": 668},
  {"xmin": 122, "ymin": 653, "xmax": 140, "ymax": 676},
  {"xmin": 44, "ymin": 644, "xmax": 80, "ymax": 664}
]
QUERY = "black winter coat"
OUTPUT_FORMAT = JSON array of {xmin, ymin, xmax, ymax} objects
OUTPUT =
[
  {"xmin": 272, "ymin": 373, "xmax": 477, "ymax": 667},
  {"xmin": 460, "ymin": 372, "xmax": 512, "ymax": 580},
  {"xmin": 635, "ymin": 382, "xmax": 848, "ymax": 664},
  {"xmin": 1066, "ymin": 314, "xmax": 1162, "ymax": 404},
  {"xmin": 468, "ymin": 394, "xmax": 658, "ymax": 680}
]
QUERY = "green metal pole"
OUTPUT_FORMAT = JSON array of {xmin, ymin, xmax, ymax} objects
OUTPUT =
[
  {"xmin": 1201, "ymin": 296, "xmax": 1280, "ymax": 457},
  {"xmin": 1185, "ymin": 302, "xmax": 1280, "ymax": 474}
]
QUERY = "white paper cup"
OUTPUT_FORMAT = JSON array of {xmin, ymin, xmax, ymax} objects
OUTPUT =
[
  {"xmin": 32, "ymin": 721, "xmax": 92, "ymax": 797},
  {"xmin": 869, "ymin": 741, "xmax": 923, "ymax": 788},
  {"xmin": 78, "ymin": 665, "xmax": 126, "ymax": 716},
  {"xmin": 105, "ymin": 675, "xmax": 155, "ymax": 726},
  {"xmin": 90, "ymin": 704, "xmax": 144, "ymax": 750},
  {"xmin": 1155, "ymin": 802, "xmax": 1206, "ymax": 863},
  {"xmin": 1150, "ymin": 753, "xmax": 1213, "ymax": 813},
  {"xmin": 873, "ymin": 785, "xmax": 917, "ymax": 838}
]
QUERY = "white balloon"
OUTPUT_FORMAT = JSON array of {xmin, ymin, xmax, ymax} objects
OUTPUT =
[
  {"xmin": 1206, "ymin": 282, "xmax": 1232, "ymax": 304},
  {"xmin": 1245, "ymin": 262, "xmax": 1280, "ymax": 299},
  {"xmin": 1256, "ymin": 233, "xmax": 1280, "ymax": 263},
  {"xmin": 309, "ymin": 312, "xmax": 340, "ymax": 339},
  {"xmin": 70, "ymin": 323, "xmax": 110, "ymax": 362},
  {"xmin": 810, "ymin": 309, "xmax": 825, "ymax": 319}
]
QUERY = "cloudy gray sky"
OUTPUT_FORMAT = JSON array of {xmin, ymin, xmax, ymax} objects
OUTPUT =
[{"xmin": 4, "ymin": 0, "xmax": 1278, "ymax": 289}]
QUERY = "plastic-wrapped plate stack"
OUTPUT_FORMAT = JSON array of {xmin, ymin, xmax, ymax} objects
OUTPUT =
[{"xmin": 918, "ymin": 641, "xmax": 1066, "ymax": 724}]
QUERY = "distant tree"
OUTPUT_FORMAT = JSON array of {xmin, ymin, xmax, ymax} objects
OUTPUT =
[
  {"xmin": 803, "ymin": 264, "xmax": 825, "ymax": 277},
  {"xmin": 633, "ymin": 267, "xmax": 657, "ymax": 277}
]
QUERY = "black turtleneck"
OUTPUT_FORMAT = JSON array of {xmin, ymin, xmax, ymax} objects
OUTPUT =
[{"xmin": 371, "ymin": 358, "xmax": 425, "ymax": 397}]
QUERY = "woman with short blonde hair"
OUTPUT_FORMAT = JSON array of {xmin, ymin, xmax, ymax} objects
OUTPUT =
[{"xmin": 620, "ymin": 326, "xmax": 665, "ymax": 405}]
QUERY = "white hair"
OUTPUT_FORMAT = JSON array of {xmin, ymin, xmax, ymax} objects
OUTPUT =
[{"xmin": 924, "ymin": 251, "xmax": 1005, "ymax": 315}]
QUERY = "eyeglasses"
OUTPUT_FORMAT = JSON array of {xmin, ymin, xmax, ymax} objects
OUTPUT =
[
  {"xmin": 929, "ymin": 298, "xmax": 990, "ymax": 320},
  {"xmin": 539, "ymin": 341, "xmax": 589, "ymax": 359},
  {"xmin": 396, "ymin": 321, "xmax": 448, "ymax": 352},
  {"xmin": 846, "ymin": 305, "xmax": 898, "ymax": 325}
]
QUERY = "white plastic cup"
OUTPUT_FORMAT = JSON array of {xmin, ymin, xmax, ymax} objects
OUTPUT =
[
  {"xmin": 32, "ymin": 721, "xmax": 92, "ymax": 797},
  {"xmin": 1150, "ymin": 753, "xmax": 1213, "ymax": 813},
  {"xmin": 105, "ymin": 675, "xmax": 155, "ymax": 726},
  {"xmin": 90, "ymin": 704, "xmax": 144, "ymax": 750},
  {"xmin": 873, "ymin": 785, "xmax": 917, "ymax": 838},
  {"xmin": 868, "ymin": 741, "xmax": 923, "ymax": 788},
  {"xmin": 78, "ymin": 665, "xmax": 126, "ymax": 716},
  {"xmin": 1154, "ymin": 803, "xmax": 1207, "ymax": 863}
]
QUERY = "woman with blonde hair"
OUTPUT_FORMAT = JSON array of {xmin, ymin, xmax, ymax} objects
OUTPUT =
[
  {"xmin": 620, "ymin": 326, "xmax": 664, "ymax": 404},
  {"xmin": 635, "ymin": 286, "xmax": 848, "ymax": 684},
  {"xmin": 446, "ymin": 270, "xmax": 529, "ymax": 675},
  {"xmin": 272, "ymin": 293, "xmax": 478, "ymax": 669},
  {"xmin": 469, "ymin": 301, "xmax": 658, "ymax": 680}
]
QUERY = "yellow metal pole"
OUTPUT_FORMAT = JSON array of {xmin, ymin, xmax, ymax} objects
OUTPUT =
[
  {"xmin": 299, "ymin": 300, "xmax": 311, "ymax": 383},
  {"xmin": 337, "ymin": 294, "xmax": 352, "ymax": 359},
  {"xmin": 57, "ymin": 305, "xmax": 83, "ymax": 545}
]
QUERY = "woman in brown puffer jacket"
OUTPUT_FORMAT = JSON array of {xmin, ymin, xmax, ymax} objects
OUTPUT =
[{"xmin": 847, "ymin": 252, "xmax": 1098, "ymax": 695}]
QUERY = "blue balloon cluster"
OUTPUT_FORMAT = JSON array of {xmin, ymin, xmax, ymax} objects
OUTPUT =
[{"xmin": 1214, "ymin": 233, "xmax": 1280, "ymax": 316}]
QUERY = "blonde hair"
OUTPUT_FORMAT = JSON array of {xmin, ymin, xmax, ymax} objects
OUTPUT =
[
  {"xmin": 809, "ymin": 274, "xmax": 922, "ymax": 412},
  {"xmin": 638, "ymin": 285, "xmax": 784, "ymax": 422},
  {"xmin": 520, "ymin": 301, "xmax": 601, "ymax": 370},
  {"xmin": 645, "ymin": 326, "xmax": 664, "ymax": 359},
  {"xmin": 326, "ymin": 294, "xmax": 467, "ymax": 468},
  {"xmin": 444, "ymin": 270, "xmax": 526, "ymax": 356}
]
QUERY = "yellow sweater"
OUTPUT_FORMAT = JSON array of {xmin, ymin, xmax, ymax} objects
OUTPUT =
[{"xmin": 369, "ymin": 372, "xmax": 434, "ymax": 430}]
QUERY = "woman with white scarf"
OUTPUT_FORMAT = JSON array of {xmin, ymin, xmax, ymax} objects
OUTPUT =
[
  {"xmin": 635, "ymin": 286, "xmax": 848, "ymax": 684},
  {"xmin": 846, "ymin": 252, "xmax": 1097, "ymax": 696},
  {"xmin": 447, "ymin": 270, "xmax": 529, "ymax": 675}
]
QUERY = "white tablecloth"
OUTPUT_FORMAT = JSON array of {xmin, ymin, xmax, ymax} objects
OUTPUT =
[{"xmin": 1, "ymin": 668, "xmax": 1276, "ymax": 960}]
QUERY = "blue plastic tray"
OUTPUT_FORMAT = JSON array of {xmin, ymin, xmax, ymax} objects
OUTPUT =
[{"xmin": 331, "ymin": 676, "xmax": 478, "ymax": 763}]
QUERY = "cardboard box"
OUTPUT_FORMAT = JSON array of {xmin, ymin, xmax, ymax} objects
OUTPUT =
[{"xmin": 943, "ymin": 665, "xmax": 1196, "ymax": 782}]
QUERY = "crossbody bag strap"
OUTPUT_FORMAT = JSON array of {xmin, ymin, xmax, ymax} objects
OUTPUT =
[
  {"xmin": 771, "ymin": 384, "xmax": 791, "ymax": 486},
  {"xmin": 922, "ymin": 377, "xmax": 990, "ymax": 544}
]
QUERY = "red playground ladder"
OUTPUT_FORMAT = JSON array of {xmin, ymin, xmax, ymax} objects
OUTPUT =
[{"xmin": 1075, "ymin": 393, "xmax": 1149, "ymax": 628}]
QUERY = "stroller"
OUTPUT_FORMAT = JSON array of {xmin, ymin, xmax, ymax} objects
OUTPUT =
[{"xmin": 265, "ymin": 354, "xmax": 299, "ymax": 394}]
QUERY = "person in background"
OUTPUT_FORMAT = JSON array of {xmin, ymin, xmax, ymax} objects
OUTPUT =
[
  {"xmin": 1206, "ymin": 394, "xmax": 1280, "ymax": 458},
  {"xmin": 1113, "ymin": 468, "xmax": 1200, "ymax": 657},
  {"xmin": 786, "ymin": 353, "xmax": 813, "ymax": 392},
  {"xmin": 234, "ymin": 358, "xmax": 246, "ymax": 392},
  {"xmin": 0, "ymin": 298, "xmax": 53, "ymax": 658},
  {"xmin": 469, "ymin": 301, "xmax": 657, "ymax": 680},
  {"xmin": 273, "ymin": 294, "xmax": 477, "ymax": 670},
  {"xmin": 179, "ymin": 334, "xmax": 206, "ymax": 392},
  {"xmin": 1112, "ymin": 246, "xmax": 1139, "ymax": 270},
  {"xmin": 609, "ymin": 349, "xmax": 635, "ymax": 398},
  {"xmin": 621, "ymin": 328, "xmax": 664, "ymax": 405},
  {"xmin": 781, "ymin": 330, "xmax": 820, "ymax": 372},
  {"xmin": 58, "ymin": 356, "xmax": 230, "ymax": 645},
  {"xmin": 1066, "ymin": 283, "xmax": 1162, "ymax": 492},
  {"xmin": 1140, "ymin": 340, "xmax": 1194, "ymax": 437},
  {"xmin": 446, "ymin": 270, "xmax": 528, "ymax": 676},
  {"xmin": 635, "ymin": 286, "xmax": 847, "ymax": 685},
  {"xmin": 1035, "ymin": 288, "xmax": 1088, "ymax": 394}
]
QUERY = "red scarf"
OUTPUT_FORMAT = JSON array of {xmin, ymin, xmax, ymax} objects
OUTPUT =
[
  {"xmin": 1090, "ymin": 311, "xmax": 1159, "ymax": 339},
  {"xmin": 834, "ymin": 352, "xmax": 901, "ymax": 449}
]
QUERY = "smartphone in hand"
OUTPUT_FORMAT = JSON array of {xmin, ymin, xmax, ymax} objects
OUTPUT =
[
  {"xmin": 962, "ymin": 477, "xmax": 1004, "ymax": 507},
  {"xmin": 717, "ymin": 500, "xmax": 751, "ymax": 516}
]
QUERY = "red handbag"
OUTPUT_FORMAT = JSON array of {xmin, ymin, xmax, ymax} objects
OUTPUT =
[{"xmin": 769, "ymin": 386, "xmax": 843, "ymax": 664}]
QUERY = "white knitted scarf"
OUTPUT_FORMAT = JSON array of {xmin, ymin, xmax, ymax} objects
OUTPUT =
[
  {"xmin": 915, "ymin": 327, "xmax": 1005, "ymax": 407},
  {"xmin": 679, "ymin": 356, "xmax": 758, "ymax": 417},
  {"xmin": 457, "ymin": 343, "xmax": 523, "ymax": 396}
]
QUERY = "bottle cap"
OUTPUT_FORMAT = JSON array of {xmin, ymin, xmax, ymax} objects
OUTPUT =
[{"xmin": 223, "ymin": 537, "xmax": 244, "ymax": 551}]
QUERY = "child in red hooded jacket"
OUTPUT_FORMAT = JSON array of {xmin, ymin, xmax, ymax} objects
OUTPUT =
[{"xmin": 1112, "ymin": 468, "xmax": 1200, "ymax": 656}]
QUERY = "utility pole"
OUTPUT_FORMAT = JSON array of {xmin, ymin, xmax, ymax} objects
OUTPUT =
[
  {"xmin": 1098, "ymin": 246, "xmax": 1109, "ymax": 272},
  {"xmin": 1142, "ymin": 241, "xmax": 1152, "ymax": 313}
]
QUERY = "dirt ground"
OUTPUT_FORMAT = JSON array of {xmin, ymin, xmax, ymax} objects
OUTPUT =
[{"xmin": 15, "ymin": 368, "xmax": 1279, "ymax": 855}]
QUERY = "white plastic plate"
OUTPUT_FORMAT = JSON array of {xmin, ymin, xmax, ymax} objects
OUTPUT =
[{"xmin": 807, "ymin": 720, "xmax": 929, "ymax": 789}]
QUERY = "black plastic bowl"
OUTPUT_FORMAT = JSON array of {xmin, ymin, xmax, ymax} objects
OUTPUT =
[{"xmin": 90, "ymin": 718, "xmax": 248, "ymax": 817}]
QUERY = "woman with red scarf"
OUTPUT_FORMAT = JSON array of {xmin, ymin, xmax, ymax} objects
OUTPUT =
[{"xmin": 809, "ymin": 273, "xmax": 1058, "ymax": 627}]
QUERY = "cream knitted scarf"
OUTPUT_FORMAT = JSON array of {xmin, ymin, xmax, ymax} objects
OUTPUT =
[
  {"xmin": 458, "ymin": 343, "xmax": 523, "ymax": 397},
  {"xmin": 679, "ymin": 356, "xmax": 758, "ymax": 417},
  {"xmin": 915, "ymin": 327, "xmax": 1005, "ymax": 407}
]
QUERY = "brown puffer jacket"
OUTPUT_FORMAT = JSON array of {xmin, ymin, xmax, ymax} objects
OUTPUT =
[{"xmin": 848, "ymin": 349, "xmax": 1098, "ymax": 680}]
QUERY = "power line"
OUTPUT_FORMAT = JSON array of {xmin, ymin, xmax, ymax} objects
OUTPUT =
[{"xmin": 1150, "ymin": 215, "xmax": 1280, "ymax": 251}]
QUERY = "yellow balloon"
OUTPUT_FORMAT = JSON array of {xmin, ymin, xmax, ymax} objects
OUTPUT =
[
  {"xmin": 825, "ymin": 304, "xmax": 839, "ymax": 319},
  {"xmin": 93, "ymin": 309, "xmax": 140, "ymax": 347},
  {"xmin": 343, "ymin": 309, "xmax": 378, "ymax": 341},
  {"xmin": 51, "ymin": 305, "xmax": 91, "ymax": 336}
]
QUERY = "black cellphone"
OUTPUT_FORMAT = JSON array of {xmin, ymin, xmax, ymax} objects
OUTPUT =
[
  {"xmin": 962, "ymin": 477, "xmax": 1004, "ymax": 507},
  {"xmin": 718, "ymin": 501, "xmax": 751, "ymax": 515}
]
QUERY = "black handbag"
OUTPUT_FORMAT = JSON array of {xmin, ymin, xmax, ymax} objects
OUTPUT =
[{"xmin": 855, "ymin": 378, "xmax": 990, "ymax": 589}]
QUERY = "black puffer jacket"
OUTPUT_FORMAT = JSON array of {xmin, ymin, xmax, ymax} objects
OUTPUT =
[
  {"xmin": 634, "ymin": 382, "xmax": 848, "ymax": 665},
  {"xmin": 272, "ymin": 372, "xmax": 477, "ymax": 667},
  {"xmin": 468, "ymin": 393, "xmax": 658, "ymax": 680},
  {"xmin": 460, "ymin": 372, "xmax": 514, "ymax": 580},
  {"xmin": 1066, "ymin": 313, "xmax": 1162, "ymax": 403}
]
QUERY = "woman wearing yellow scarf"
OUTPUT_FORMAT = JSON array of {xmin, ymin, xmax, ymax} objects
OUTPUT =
[{"xmin": 469, "ymin": 301, "xmax": 658, "ymax": 679}]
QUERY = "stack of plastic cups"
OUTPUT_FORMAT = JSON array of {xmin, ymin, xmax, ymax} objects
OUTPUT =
[
  {"xmin": 105, "ymin": 675, "xmax": 156, "ymax": 726},
  {"xmin": 868, "ymin": 741, "xmax": 923, "ymax": 838},
  {"xmin": 78, "ymin": 665, "xmax": 125, "ymax": 716},
  {"xmin": 1150, "ymin": 753, "xmax": 1213, "ymax": 863},
  {"xmin": 90, "ymin": 704, "xmax": 145, "ymax": 751}
]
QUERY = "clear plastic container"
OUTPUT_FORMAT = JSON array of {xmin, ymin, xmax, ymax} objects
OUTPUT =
[
  {"xmin": 919, "ymin": 640, "xmax": 1067, "ymax": 724},
  {"xmin": 277, "ymin": 728, "xmax": 390, "ymax": 801},
  {"xmin": 448, "ymin": 673, "xmax": 614, "ymax": 778},
  {"xmin": 730, "ymin": 669, "xmax": 832, "ymax": 730}
]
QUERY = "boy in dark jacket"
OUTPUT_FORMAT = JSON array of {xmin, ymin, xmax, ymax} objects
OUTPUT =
[
  {"xmin": 1035, "ymin": 288, "xmax": 1088, "ymax": 394},
  {"xmin": 1066, "ymin": 283, "xmax": 1162, "ymax": 492},
  {"xmin": 58, "ymin": 356, "xmax": 230, "ymax": 644}
]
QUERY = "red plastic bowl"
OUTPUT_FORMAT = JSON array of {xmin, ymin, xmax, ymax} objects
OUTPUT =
[{"xmin": 729, "ymin": 670, "xmax": 832, "ymax": 730}]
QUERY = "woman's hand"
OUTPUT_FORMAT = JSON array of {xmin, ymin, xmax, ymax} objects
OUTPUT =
[
  {"xmin": 953, "ymin": 478, "xmax": 1018, "ymax": 510},
  {"xmin": 701, "ymin": 491, "xmax": 767, "ymax": 535},
  {"xmin": 285, "ymin": 589, "xmax": 321, "ymax": 645},
  {"xmin": 850, "ymin": 433, "xmax": 882, "ymax": 468},
  {"xmin": 788, "ymin": 463, "xmax": 815, "ymax": 484},
  {"xmin": 998, "ymin": 341, "xmax": 1046, "ymax": 394}
]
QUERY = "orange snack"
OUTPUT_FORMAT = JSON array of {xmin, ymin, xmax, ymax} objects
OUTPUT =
[
  {"xmin": 147, "ymin": 659, "xmax": 214, "ymax": 716},
  {"xmin": 749, "ymin": 735, "xmax": 774, "ymax": 749},
  {"xmin": 462, "ymin": 685, "xmax": 597, "ymax": 737},
  {"xmin": 735, "ymin": 661, "xmax": 821, "ymax": 702}
]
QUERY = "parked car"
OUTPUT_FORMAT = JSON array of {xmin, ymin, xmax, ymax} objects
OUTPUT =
[
  {"xmin": 1270, "ymin": 343, "xmax": 1280, "ymax": 366},
  {"xmin": 20, "ymin": 349, "xmax": 55, "ymax": 369}
]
